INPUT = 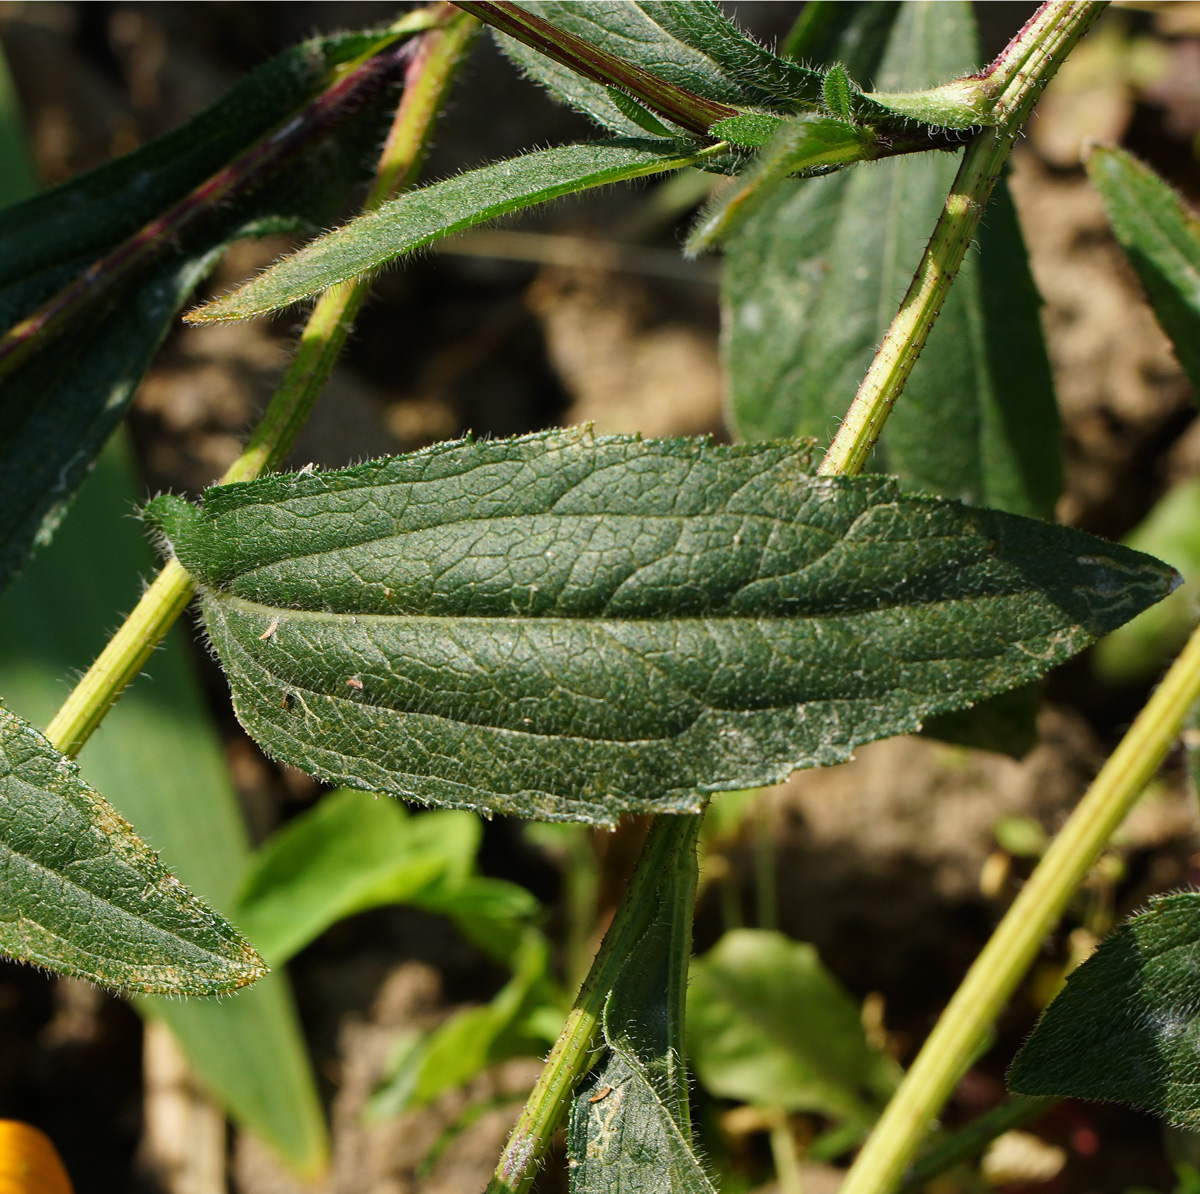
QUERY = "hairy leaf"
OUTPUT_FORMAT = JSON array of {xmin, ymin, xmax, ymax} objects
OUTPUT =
[
  {"xmin": 1087, "ymin": 146, "xmax": 1200, "ymax": 398},
  {"xmin": 725, "ymin": 0, "xmax": 1060, "ymax": 519},
  {"xmin": 147, "ymin": 428, "xmax": 1174, "ymax": 826},
  {"xmin": 190, "ymin": 140, "xmax": 709, "ymax": 322},
  {"xmin": 0, "ymin": 29, "xmax": 408, "ymax": 591},
  {"xmin": 0, "ymin": 704, "xmax": 263, "ymax": 995},
  {"xmin": 688, "ymin": 929, "xmax": 899, "ymax": 1125},
  {"xmin": 1009, "ymin": 893, "xmax": 1200, "ymax": 1127},
  {"xmin": 0, "ymin": 434, "xmax": 325, "ymax": 1170},
  {"xmin": 688, "ymin": 114, "xmax": 877, "ymax": 251},
  {"xmin": 568, "ymin": 816, "xmax": 713, "ymax": 1192},
  {"xmin": 495, "ymin": 0, "xmax": 817, "ymax": 138},
  {"xmin": 0, "ymin": 91, "xmax": 324, "ymax": 1168}
]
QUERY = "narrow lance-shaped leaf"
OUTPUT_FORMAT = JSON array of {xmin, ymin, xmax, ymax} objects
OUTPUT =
[
  {"xmin": 190, "ymin": 140, "xmax": 714, "ymax": 322},
  {"xmin": 0, "ymin": 704, "xmax": 264, "ymax": 995},
  {"xmin": 568, "ymin": 815, "xmax": 713, "ymax": 1193},
  {"xmin": 233, "ymin": 787, "xmax": 513, "ymax": 967},
  {"xmin": 1009, "ymin": 893, "xmax": 1200, "ymax": 1127},
  {"xmin": 0, "ymin": 28, "xmax": 413, "ymax": 591},
  {"xmin": 1087, "ymin": 146, "xmax": 1200, "ymax": 400},
  {"xmin": 147, "ymin": 428, "xmax": 1175, "ymax": 827}
]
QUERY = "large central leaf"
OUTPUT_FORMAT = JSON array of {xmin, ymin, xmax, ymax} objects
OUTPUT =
[{"xmin": 148, "ymin": 429, "xmax": 1174, "ymax": 826}]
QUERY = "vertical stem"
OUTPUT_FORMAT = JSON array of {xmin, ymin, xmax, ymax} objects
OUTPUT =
[
  {"xmin": 485, "ymin": 813, "xmax": 701, "ymax": 1194},
  {"xmin": 42, "ymin": 7, "xmax": 478, "ymax": 758},
  {"xmin": 819, "ymin": 1, "xmax": 1103, "ymax": 478},
  {"xmin": 841, "ymin": 625, "xmax": 1200, "ymax": 1194},
  {"xmin": 770, "ymin": 1110, "xmax": 804, "ymax": 1194},
  {"xmin": 811, "ymin": 6, "xmax": 1133, "ymax": 1194}
]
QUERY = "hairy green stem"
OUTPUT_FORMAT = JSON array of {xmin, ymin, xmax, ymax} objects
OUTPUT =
[
  {"xmin": 0, "ymin": 11, "xmax": 438, "ymax": 386},
  {"xmin": 485, "ymin": 813, "xmax": 702, "ymax": 1194},
  {"xmin": 43, "ymin": 6, "xmax": 477, "ymax": 758},
  {"xmin": 818, "ymin": 0, "xmax": 1104, "ymax": 478},
  {"xmin": 826, "ymin": 7, "xmax": 1153, "ymax": 1193}
]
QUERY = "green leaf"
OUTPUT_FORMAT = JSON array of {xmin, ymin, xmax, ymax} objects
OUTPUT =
[
  {"xmin": 147, "ymin": 428, "xmax": 1174, "ymax": 826},
  {"xmin": 631, "ymin": 1, "xmax": 822, "ymax": 106},
  {"xmin": 190, "ymin": 139, "xmax": 709, "ymax": 322},
  {"xmin": 0, "ymin": 46, "xmax": 37, "ymax": 209},
  {"xmin": 0, "ymin": 702, "xmax": 262, "ymax": 994},
  {"xmin": 688, "ymin": 929, "xmax": 900, "ymax": 1125},
  {"xmin": 367, "ymin": 928, "xmax": 559, "ymax": 1120},
  {"xmin": 412, "ymin": 875, "xmax": 542, "ymax": 965},
  {"xmin": 236, "ymin": 789, "xmax": 478, "ymax": 967},
  {"xmin": 1009, "ymin": 892, "xmax": 1200, "ymax": 1127},
  {"xmin": 1094, "ymin": 476, "xmax": 1200, "ymax": 683},
  {"xmin": 568, "ymin": 814, "xmax": 712, "ymax": 1192},
  {"xmin": 725, "ymin": 0, "xmax": 1060, "ymax": 520},
  {"xmin": 0, "ymin": 433, "xmax": 326, "ymax": 1172},
  {"xmin": 0, "ymin": 29, "xmax": 407, "ymax": 592},
  {"xmin": 782, "ymin": 3, "xmax": 900, "ymax": 78},
  {"xmin": 1087, "ymin": 146, "xmax": 1200, "ymax": 398},
  {"xmin": 688, "ymin": 114, "xmax": 877, "ymax": 252},
  {"xmin": 236, "ymin": 786, "xmax": 542, "ymax": 968},
  {"xmin": 607, "ymin": 87, "xmax": 674, "ymax": 137},
  {"xmin": 495, "ymin": 1, "xmax": 819, "ymax": 138}
]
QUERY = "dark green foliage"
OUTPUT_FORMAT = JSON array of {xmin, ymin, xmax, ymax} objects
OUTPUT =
[
  {"xmin": 1010, "ymin": 893, "xmax": 1200, "ymax": 1127},
  {"xmin": 568, "ymin": 816, "xmax": 713, "ymax": 1192},
  {"xmin": 1087, "ymin": 146, "xmax": 1200, "ymax": 399},
  {"xmin": 0, "ymin": 704, "xmax": 264, "ymax": 995},
  {"xmin": 0, "ymin": 30, "xmax": 407, "ymax": 592},
  {"xmin": 148, "ymin": 428, "xmax": 1173, "ymax": 825}
]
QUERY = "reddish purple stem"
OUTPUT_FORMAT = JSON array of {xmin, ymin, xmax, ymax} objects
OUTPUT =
[{"xmin": 0, "ymin": 37, "xmax": 417, "ymax": 380}]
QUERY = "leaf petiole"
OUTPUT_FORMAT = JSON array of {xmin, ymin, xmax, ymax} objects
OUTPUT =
[{"xmin": 486, "ymin": 813, "xmax": 702, "ymax": 1194}]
